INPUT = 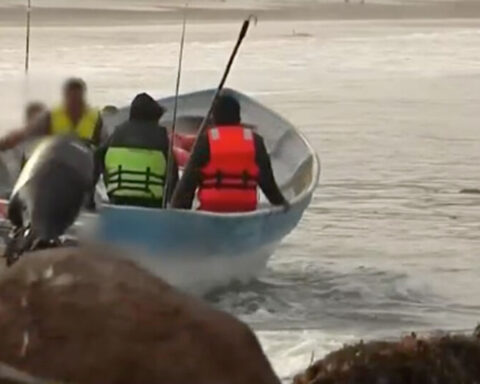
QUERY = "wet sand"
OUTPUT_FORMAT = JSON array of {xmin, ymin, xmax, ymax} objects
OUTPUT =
[{"xmin": 1, "ymin": 1, "xmax": 480, "ymax": 26}]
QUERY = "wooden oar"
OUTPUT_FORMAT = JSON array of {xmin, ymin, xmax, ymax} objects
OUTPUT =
[
  {"xmin": 171, "ymin": 15, "xmax": 256, "ymax": 203},
  {"xmin": 164, "ymin": 6, "xmax": 188, "ymax": 208}
]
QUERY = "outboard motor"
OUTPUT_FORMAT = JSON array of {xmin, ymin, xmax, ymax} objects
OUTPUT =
[{"xmin": 4, "ymin": 136, "xmax": 94, "ymax": 265}]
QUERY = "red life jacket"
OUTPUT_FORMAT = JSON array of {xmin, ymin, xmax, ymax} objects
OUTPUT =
[{"xmin": 198, "ymin": 126, "xmax": 259, "ymax": 213}]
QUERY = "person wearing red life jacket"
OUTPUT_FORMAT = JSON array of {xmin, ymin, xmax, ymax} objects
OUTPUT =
[{"xmin": 171, "ymin": 94, "xmax": 289, "ymax": 213}]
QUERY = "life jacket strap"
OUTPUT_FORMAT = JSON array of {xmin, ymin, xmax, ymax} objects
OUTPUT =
[
  {"xmin": 106, "ymin": 165, "xmax": 165, "ymax": 198},
  {"xmin": 202, "ymin": 171, "xmax": 257, "ymax": 189}
]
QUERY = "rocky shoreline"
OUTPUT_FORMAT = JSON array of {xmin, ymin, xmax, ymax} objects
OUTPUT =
[
  {"xmin": 0, "ymin": 247, "xmax": 280, "ymax": 384},
  {"xmin": 0, "ymin": 247, "xmax": 478, "ymax": 384},
  {"xmin": 294, "ymin": 328, "xmax": 480, "ymax": 384}
]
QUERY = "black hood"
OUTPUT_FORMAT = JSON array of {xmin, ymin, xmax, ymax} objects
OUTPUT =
[{"xmin": 129, "ymin": 93, "xmax": 166, "ymax": 122}]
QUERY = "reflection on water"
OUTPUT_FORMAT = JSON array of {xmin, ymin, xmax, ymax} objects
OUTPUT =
[{"xmin": 1, "ymin": 18, "xmax": 480, "ymax": 381}]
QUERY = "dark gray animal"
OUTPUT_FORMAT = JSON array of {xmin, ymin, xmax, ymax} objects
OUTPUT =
[{"xmin": 5, "ymin": 135, "xmax": 94, "ymax": 265}]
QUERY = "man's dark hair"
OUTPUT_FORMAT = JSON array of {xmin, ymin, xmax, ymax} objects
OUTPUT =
[
  {"xmin": 212, "ymin": 94, "xmax": 241, "ymax": 126},
  {"xmin": 25, "ymin": 101, "xmax": 46, "ymax": 120},
  {"xmin": 63, "ymin": 77, "xmax": 87, "ymax": 93},
  {"xmin": 102, "ymin": 105, "xmax": 119, "ymax": 115}
]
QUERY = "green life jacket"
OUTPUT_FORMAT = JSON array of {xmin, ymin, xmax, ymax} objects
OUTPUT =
[{"xmin": 104, "ymin": 147, "xmax": 166, "ymax": 201}]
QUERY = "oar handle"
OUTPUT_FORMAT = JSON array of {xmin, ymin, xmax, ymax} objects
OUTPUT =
[{"xmin": 239, "ymin": 15, "xmax": 256, "ymax": 40}]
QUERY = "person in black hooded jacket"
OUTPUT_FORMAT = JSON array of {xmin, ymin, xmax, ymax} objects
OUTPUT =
[{"xmin": 96, "ymin": 93, "xmax": 178, "ymax": 208}]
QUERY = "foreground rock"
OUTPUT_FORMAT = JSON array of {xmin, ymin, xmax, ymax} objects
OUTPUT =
[
  {"xmin": 294, "ymin": 328, "xmax": 480, "ymax": 384},
  {"xmin": 0, "ymin": 247, "xmax": 280, "ymax": 384}
]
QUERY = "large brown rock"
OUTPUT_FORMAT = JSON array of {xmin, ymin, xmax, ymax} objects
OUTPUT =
[
  {"xmin": 294, "ymin": 330, "xmax": 480, "ymax": 384},
  {"xmin": 0, "ymin": 247, "xmax": 280, "ymax": 384}
]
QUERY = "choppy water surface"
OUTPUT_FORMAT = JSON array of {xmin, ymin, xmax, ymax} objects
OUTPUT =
[{"xmin": 1, "ymin": 17, "xmax": 480, "ymax": 381}]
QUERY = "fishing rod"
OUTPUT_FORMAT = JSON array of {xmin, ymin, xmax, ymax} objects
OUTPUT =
[
  {"xmin": 25, "ymin": 0, "xmax": 32, "ymax": 74},
  {"xmin": 171, "ymin": 15, "xmax": 256, "ymax": 203},
  {"xmin": 163, "ymin": 7, "xmax": 188, "ymax": 208}
]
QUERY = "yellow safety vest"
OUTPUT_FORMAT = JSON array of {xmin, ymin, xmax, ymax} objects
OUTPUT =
[
  {"xmin": 50, "ymin": 106, "xmax": 99, "ymax": 142},
  {"xmin": 104, "ymin": 147, "xmax": 166, "ymax": 200}
]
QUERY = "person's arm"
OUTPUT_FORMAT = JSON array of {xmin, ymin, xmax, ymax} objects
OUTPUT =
[
  {"xmin": 255, "ymin": 134, "xmax": 289, "ymax": 208},
  {"xmin": 92, "ymin": 115, "xmax": 107, "ymax": 146},
  {"xmin": 0, "ymin": 112, "xmax": 49, "ymax": 151},
  {"xmin": 94, "ymin": 136, "xmax": 110, "ymax": 185},
  {"xmin": 0, "ymin": 130, "xmax": 27, "ymax": 151},
  {"xmin": 171, "ymin": 133, "xmax": 209, "ymax": 209}
]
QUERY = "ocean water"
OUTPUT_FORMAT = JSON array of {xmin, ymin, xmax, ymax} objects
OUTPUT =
[
  {"xmin": 0, "ymin": 0, "xmax": 459, "ymax": 12},
  {"xmin": 1, "ymin": 16, "xmax": 480, "ymax": 382}
]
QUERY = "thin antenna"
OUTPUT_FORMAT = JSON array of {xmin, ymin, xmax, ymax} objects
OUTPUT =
[
  {"xmin": 163, "ymin": 7, "xmax": 188, "ymax": 208},
  {"xmin": 25, "ymin": 0, "xmax": 32, "ymax": 74}
]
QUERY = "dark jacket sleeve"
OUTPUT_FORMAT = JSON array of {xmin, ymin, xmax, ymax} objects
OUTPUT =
[
  {"xmin": 254, "ymin": 134, "xmax": 288, "ymax": 206},
  {"xmin": 164, "ymin": 150, "xmax": 179, "ymax": 204},
  {"xmin": 92, "ymin": 115, "xmax": 105, "ymax": 146},
  {"xmin": 171, "ymin": 133, "xmax": 210, "ymax": 209}
]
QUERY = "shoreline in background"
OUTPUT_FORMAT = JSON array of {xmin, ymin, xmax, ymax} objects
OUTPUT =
[{"xmin": 1, "ymin": 1, "xmax": 480, "ymax": 26}]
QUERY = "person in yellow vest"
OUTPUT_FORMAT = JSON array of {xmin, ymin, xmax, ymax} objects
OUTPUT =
[{"xmin": 0, "ymin": 78, "xmax": 105, "ymax": 151}]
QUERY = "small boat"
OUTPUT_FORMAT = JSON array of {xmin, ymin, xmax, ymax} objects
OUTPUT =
[
  {"xmin": 80, "ymin": 88, "xmax": 319, "ymax": 292},
  {"xmin": 0, "ymin": 88, "xmax": 319, "ymax": 293}
]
